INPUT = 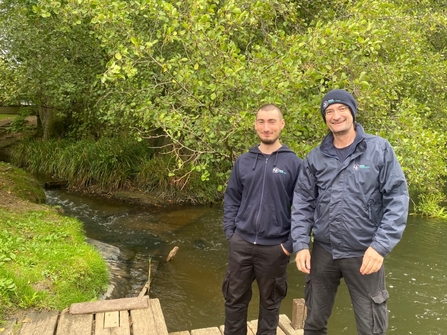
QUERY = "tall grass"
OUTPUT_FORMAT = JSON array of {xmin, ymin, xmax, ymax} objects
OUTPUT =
[
  {"xmin": 135, "ymin": 155, "xmax": 224, "ymax": 204},
  {"xmin": 10, "ymin": 137, "xmax": 226, "ymax": 204},
  {"xmin": 11, "ymin": 137, "xmax": 154, "ymax": 191}
]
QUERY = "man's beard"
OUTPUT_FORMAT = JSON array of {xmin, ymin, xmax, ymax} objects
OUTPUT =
[{"xmin": 259, "ymin": 135, "xmax": 279, "ymax": 145}]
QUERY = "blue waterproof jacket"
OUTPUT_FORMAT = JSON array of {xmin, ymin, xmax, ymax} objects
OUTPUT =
[
  {"xmin": 224, "ymin": 145, "xmax": 302, "ymax": 254},
  {"xmin": 291, "ymin": 124, "xmax": 409, "ymax": 258}
]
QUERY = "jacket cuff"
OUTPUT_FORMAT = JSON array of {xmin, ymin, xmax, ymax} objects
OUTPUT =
[
  {"xmin": 283, "ymin": 239, "xmax": 293, "ymax": 254},
  {"xmin": 370, "ymin": 241, "xmax": 388, "ymax": 258},
  {"xmin": 293, "ymin": 242, "xmax": 310, "ymax": 254},
  {"xmin": 225, "ymin": 229, "xmax": 234, "ymax": 241}
]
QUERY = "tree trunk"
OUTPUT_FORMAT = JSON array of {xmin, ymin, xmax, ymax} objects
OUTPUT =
[{"xmin": 37, "ymin": 104, "xmax": 65, "ymax": 140}]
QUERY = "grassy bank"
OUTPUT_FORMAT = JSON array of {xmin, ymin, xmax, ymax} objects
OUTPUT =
[{"xmin": 0, "ymin": 162, "xmax": 109, "ymax": 323}]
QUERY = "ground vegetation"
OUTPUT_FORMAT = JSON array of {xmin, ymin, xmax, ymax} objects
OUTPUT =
[{"xmin": 0, "ymin": 162, "xmax": 109, "ymax": 323}]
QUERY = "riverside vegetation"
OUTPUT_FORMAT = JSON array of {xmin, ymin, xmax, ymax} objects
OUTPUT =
[
  {"xmin": 1, "ymin": 1, "xmax": 447, "ymax": 217},
  {"xmin": 0, "ymin": 161, "xmax": 109, "ymax": 325}
]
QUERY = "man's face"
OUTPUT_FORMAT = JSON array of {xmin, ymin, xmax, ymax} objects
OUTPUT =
[
  {"xmin": 324, "ymin": 103, "xmax": 354, "ymax": 135},
  {"xmin": 255, "ymin": 109, "xmax": 285, "ymax": 145}
]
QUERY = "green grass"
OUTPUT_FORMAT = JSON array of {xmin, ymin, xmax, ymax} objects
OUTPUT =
[
  {"xmin": 0, "ymin": 163, "xmax": 46, "ymax": 203},
  {"xmin": 0, "ymin": 114, "xmax": 17, "ymax": 121},
  {"xmin": 0, "ymin": 208, "xmax": 109, "ymax": 321}
]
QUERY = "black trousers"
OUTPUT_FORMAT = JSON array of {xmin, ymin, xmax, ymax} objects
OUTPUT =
[
  {"xmin": 304, "ymin": 242, "xmax": 389, "ymax": 335},
  {"xmin": 222, "ymin": 234, "xmax": 290, "ymax": 335}
]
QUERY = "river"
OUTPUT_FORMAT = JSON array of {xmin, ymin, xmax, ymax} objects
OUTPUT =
[{"xmin": 45, "ymin": 189, "xmax": 447, "ymax": 334}]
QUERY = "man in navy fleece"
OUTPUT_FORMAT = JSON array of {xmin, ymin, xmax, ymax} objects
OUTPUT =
[{"xmin": 222, "ymin": 104, "xmax": 302, "ymax": 335}]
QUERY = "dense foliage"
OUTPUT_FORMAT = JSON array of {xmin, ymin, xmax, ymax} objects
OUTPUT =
[{"xmin": 1, "ymin": 0, "xmax": 447, "ymax": 215}]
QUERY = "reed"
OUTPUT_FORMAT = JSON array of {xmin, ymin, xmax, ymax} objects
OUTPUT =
[
  {"xmin": 11, "ymin": 137, "xmax": 225, "ymax": 203},
  {"xmin": 11, "ymin": 137, "xmax": 153, "ymax": 191}
]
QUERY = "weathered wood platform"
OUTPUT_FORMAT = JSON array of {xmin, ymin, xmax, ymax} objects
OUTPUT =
[
  {"xmin": 169, "ymin": 314, "xmax": 303, "ymax": 335},
  {"xmin": 1, "ymin": 296, "xmax": 168, "ymax": 335},
  {"xmin": 1, "ymin": 298, "xmax": 306, "ymax": 335}
]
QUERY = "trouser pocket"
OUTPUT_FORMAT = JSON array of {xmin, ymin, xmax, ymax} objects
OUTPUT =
[
  {"xmin": 371, "ymin": 289, "xmax": 389, "ymax": 334},
  {"xmin": 273, "ymin": 272, "xmax": 288, "ymax": 304},
  {"xmin": 304, "ymin": 274, "xmax": 312, "ymax": 310},
  {"xmin": 222, "ymin": 270, "xmax": 231, "ymax": 301}
]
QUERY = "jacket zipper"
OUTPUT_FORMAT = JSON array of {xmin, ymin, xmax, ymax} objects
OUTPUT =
[{"xmin": 254, "ymin": 156, "xmax": 269, "ymax": 244}]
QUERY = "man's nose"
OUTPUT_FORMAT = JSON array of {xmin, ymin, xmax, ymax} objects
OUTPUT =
[{"xmin": 332, "ymin": 110, "xmax": 343, "ymax": 118}]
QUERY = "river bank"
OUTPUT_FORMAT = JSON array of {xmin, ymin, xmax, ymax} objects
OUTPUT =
[
  {"xmin": 0, "ymin": 162, "xmax": 109, "ymax": 325},
  {"xmin": 0, "ymin": 115, "xmax": 187, "ymax": 208}
]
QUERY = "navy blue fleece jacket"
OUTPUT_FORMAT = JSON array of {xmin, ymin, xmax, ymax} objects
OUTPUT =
[{"xmin": 223, "ymin": 144, "xmax": 302, "ymax": 253}]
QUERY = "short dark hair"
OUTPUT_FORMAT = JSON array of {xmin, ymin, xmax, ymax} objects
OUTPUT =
[{"xmin": 257, "ymin": 104, "xmax": 283, "ymax": 120}]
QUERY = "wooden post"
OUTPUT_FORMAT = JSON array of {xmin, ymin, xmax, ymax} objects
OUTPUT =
[
  {"xmin": 166, "ymin": 246, "xmax": 179, "ymax": 262},
  {"xmin": 291, "ymin": 298, "xmax": 307, "ymax": 330}
]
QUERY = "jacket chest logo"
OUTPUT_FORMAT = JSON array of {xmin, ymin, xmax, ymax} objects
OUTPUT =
[
  {"xmin": 353, "ymin": 164, "xmax": 370, "ymax": 171},
  {"xmin": 272, "ymin": 167, "xmax": 287, "ymax": 175}
]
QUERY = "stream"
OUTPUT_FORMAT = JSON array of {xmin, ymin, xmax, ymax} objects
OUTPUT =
[{"xmin": 45, "ymin": 189, "xmax": 447, "ymax": 334}]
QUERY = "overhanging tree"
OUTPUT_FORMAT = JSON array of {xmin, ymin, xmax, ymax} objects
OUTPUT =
[{"xmin": 1, "ymin": 0, "xmax": 447, "ymax": 215}]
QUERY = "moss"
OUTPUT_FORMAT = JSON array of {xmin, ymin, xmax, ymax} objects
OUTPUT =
[{"xmin": 0, "ymin": 162, "xmax": 46, "ymax": 204}]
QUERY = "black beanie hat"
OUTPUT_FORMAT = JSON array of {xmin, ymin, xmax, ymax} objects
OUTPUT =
[{"xmin": 320, "ymin": 89, "xmax": 358, "ymax": 121}]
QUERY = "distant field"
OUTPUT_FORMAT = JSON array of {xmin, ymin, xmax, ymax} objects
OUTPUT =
[{"xmin": 0, "ymin": 114, "xmax": 16, "ymax": 121}]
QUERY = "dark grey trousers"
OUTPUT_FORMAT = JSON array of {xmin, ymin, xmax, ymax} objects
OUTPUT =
[
  {"xmin": 304, "ymin": 242, "xmax": 388, "ymax": 335},
  {"xmin": 222, "ymin": 233, "xmax": 290, "ymax": 335}
]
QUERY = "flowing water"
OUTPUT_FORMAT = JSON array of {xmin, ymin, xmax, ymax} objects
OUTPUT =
[{"xmin": 45, "ymin": 190, "xmax": 447, "ymax": 334}]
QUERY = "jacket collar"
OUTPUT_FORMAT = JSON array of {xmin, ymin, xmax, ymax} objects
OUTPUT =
[{"xmin": 320, "ymin": 123, "xmax": 366, "ymax": 157}]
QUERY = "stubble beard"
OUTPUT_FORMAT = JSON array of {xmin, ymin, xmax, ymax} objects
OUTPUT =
[{"xmin": 259, "ymin": 135, "xmax": 279, "ymax": 145}]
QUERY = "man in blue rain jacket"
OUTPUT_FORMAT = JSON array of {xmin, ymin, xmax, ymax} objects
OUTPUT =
[{"xmin": 291, "ymin": 89, "xmax": 409, "ymax": 335}]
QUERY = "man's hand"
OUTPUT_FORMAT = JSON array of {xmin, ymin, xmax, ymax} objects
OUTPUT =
[
  {"xmin": 281, "ymin": 244, "xmax": 291, "ymax": 256},
  {"xmin": 360, "ymin": 247, "xmax": 384, "ymax": 275},
  {"xmin": 295, "ymin": 249, "xmax": 311, "ymax": 274}
]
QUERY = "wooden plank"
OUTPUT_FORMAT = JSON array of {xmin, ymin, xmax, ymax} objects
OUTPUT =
[
  {"xmin": 117, "ymin": 310, "xmax": 131, "ymax": 335},
  {"xmin": 291, "ymin": 299, "xmax": 306, "ymax": 330},
  {"xmin": 149, "ymin": 298, "xmax": 169, "ymax": 335},
  {"xmin": 279, "ymin": 314, "xmax": 304, "ymax": 335},
  {"xmin": 246, "ymin": 320, "xmax": 257, "ymax": 335},
  {"xmin": 169, "ymin": 332, "xmax": 191, "ymax": 335},
  {"xmin": 104, "ymin": 311, "xmax": 119, "ymax": 328},
  {"xmin": 95, "ymin": 311, "xmax": 130, "ymax": 335},
  {"xmin": 69, "ymin": 296, "xmax": 149, "ymax": 315},
  {"xmin": 248, "ymin": 319, "xmax": 286, "ymax": 335},
  {"xmin": 219, "ymin": 324, "xmax": 253, "ymax": 334},
  {"xmin": 131, "ymin": 299, "xmax": 168, "ymax": 335},
  {"xmin": 190, "ymin": 327, "xmax": 221, "ymax": 335},
  {"xmin": 277, "ymin": 326, "xmax": 287, "ymax": 335},
  {"xmin": 55, "ymin": 308, "xmax": 92, "ymax": 335},
  {"xmin": 131, "ymin": 306, "xmax": 156, "ymax": 335},
  {"xmin": 19, "ymin": 310, "xmax": 59, "ymax": 335}
]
